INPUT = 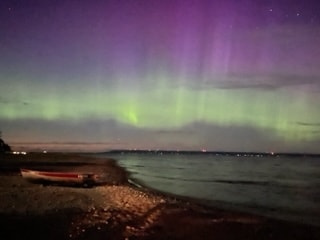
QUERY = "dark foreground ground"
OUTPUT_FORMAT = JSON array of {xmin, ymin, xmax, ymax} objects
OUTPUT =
[{"xmin": 0, "ymin": 152, "xmax": 319, "ymax": 240}]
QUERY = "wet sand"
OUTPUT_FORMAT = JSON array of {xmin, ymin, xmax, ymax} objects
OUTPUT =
[{"xmin": 0, "ymin": 152, "xmax": 319, "ymax": 240}]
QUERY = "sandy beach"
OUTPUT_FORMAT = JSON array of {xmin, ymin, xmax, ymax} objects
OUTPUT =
[{"xmin": 0, "ymin": 152, "xmax": 319, "ymax": 240}]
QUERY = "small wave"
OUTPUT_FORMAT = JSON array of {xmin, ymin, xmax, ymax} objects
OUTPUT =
[
  {"xmin": 133, "ymin": 172, "xmax": 271, "ymax": 186},
  {"xmin": 214, "ymin": 179, "xmax": 271, "ymax": 186},
  {"xmin": 127, "ymin": 178, "xmax": 144, "ymax": 189},
  {"xmin": 131, "ymin": 172, "xmax": 312, "ymax": 189},
  {"xmin": 122, "ymin": 164, "xmax": 186, "ymax": 171}
]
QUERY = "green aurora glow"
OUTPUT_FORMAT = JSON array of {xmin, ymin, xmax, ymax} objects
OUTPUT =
[{"xmin": 1, "ymin": 77, "xmax": 319, "ymax": 142}]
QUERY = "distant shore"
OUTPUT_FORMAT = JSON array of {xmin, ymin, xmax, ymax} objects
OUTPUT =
[
  {"xmin": 104, "ymin": 149, "xmax": 320, "ymax": 157},
  {"xmin": 0, "ymin": 152, "xmax": 319, "ymax": 240}
]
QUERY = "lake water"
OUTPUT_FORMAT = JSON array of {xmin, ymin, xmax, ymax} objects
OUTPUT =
[{"xmin": 96, "ymin": 152, "xmax": 320, "ymax": 226}]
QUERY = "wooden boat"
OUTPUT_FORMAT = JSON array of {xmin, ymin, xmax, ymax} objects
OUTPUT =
[{"xmin": 20, "ymin": 168, "xmax": 98, "ymax": 187}]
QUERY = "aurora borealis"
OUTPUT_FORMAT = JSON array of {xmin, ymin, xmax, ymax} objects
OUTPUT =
[{"xmin": 1, "ymin": 0, "xmax": 320, "ymax": 153}]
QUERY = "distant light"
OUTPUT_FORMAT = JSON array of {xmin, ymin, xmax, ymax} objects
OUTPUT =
[
  {"xmin": 43, "ymin": 150, "xmax": 47, "ymax": 153},
  {"xmin": 201, "ymin": 149, "xmax": 207, "ymax": 152},
  {"xmin": 12, "ymin": 151, "xmax": 26, "ymax": 155}
]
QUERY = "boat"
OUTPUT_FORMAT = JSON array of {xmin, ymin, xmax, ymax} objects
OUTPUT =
[{"xmin": 20, "ymin": 168, "xmax": 98, "ymax": 187}]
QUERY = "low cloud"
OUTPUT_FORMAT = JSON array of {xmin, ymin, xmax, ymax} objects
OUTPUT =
[
  {"xmin": 154, "ymin": 129, "xmax": 193, "ymax": 134},
  {"xmin": 195, "ymin": 74, "xmax": 320, "ymax": 91},
  {"xmin": 296, "ymin": 122, "xmax": 320, "ymax": 127},
  {"xmin": 0, "ymin": 96, "xmax": 29, "ymax": 106}
]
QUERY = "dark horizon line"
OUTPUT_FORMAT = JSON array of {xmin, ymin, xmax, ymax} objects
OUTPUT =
[
  {"xmin": 8, "ymin": 142, "xmax": 320, "ymax": 156},
  {"xmin": 103, "ymin": 149, "xmax": 320, "ymax": 157}
]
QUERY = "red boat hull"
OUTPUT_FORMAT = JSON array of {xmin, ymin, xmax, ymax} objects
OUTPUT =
[{"xmin": 20, "ymin": 168, "xmax": 97, "ymax": 186}]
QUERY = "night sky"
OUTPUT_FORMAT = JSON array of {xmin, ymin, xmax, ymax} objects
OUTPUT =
[{"xmin": 1, "ymin": 0, "xmax": 320, "ymax": 153}]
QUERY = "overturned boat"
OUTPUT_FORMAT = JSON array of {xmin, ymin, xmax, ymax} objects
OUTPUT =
[{"xmin": 20, "ymin": 168, "xmax": 98, "ymax": 187}]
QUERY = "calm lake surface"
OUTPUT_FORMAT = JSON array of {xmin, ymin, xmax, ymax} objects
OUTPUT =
[{"xmin": 96, "ymin": 152, "xmax": 320, "ymax": 226}]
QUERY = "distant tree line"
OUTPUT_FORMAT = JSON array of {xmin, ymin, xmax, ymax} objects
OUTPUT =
[{"xmin": 0, "ymin": 138, "xmax": 11, "ymax": 153}]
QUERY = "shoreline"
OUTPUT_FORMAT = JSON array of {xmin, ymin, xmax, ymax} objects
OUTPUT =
[
  {"xmin": 0, "ymin": 152, "xmax": 319, "ymax": 239},
  {"xmin": 127, "ymin": 174, "xmax": 320, "ymax": 228}
]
